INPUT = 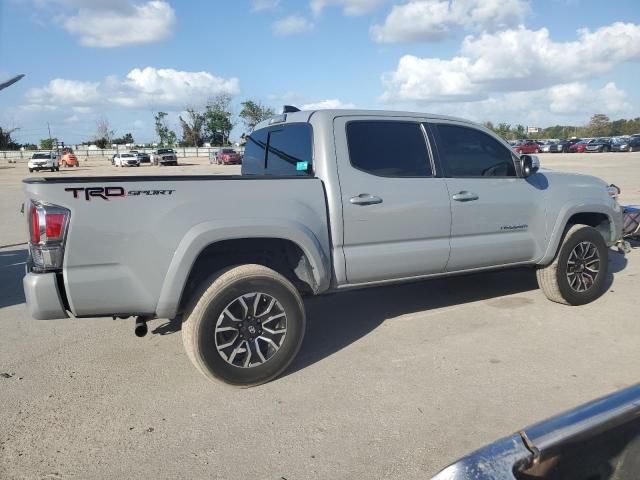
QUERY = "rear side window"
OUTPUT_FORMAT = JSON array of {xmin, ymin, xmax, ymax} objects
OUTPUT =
[
  {"xmin": 242, "ymin": 123, "xmax": 313, "ymax": 176},
  {"xmin": 436, "ymin": 124, "xmax": 516, "ymax": 177},
  {"xmin": 346, "ymin": 121, "xmax": 432, "ymax": 177}
]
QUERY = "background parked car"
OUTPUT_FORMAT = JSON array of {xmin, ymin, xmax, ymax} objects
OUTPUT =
[
  {"xmin": 214, "ymin": 148, "xmax": 242, "ymax": 165},
  {"xmin": 27, "ymin": 151, "xmax": 59, "ymax": 172},
  {"xmin": 152, "ymin": 148, "xmax": 178, "ymax": 166},
  {"xmin": 513, "ymin": 140, "xmax": 539, "ymax": 154},
  {"xmin": 610, "ymin": 137, "xmax": 631, "ymax": 152},
  {"xmin": 130, "ymin": 150, "xmax": 150, "ymax": 163},
  {"xmin": 568, "ymin": 139, "xmax": 592, "ymax": 153},
  {"xmin": 629, "ymin": 136, "xmax": 640, "ymax": 152},
  {"xmin": 585, "ymin": 137, "xmax": 613, "ymax": 152},
  {"xmin": 549, "ymin": 138, "xmax": 582, "ymax": 153},
  {"xmin": 538, "ymin": 141, "xmax": 553, "ymax": 153},
  {"xmin": 114, "ymin": 153, "xmax": 140, "ymax": 167}
]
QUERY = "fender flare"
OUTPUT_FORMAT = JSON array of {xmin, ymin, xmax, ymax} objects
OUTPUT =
[
  {"xmin": 155, "ymin": 218, "xmax": 331, "ymax": 319},
  {"xmin": 538, "ymin": 202, "xmax": 618, "ymax": 265}
]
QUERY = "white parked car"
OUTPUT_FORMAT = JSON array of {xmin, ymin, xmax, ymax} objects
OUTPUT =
[
  {"xmin": 28, "ymin": 152, "xmax": 59, "ymax": 172},
  {"xmin": 113, "ymin": 153, "xmax": 140, "ymax": 167}
]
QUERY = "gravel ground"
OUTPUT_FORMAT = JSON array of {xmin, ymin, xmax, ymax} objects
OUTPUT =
[{"xmin": 0, "ymin": 152, "xmax": 638, "ymax": 479}]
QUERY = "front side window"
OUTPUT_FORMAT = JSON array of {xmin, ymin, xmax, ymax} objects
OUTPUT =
[
  {"xmin": 346, "ymin": 121, "xmax": 432, "ymax": 177},
  {"xmin": 436, "ymin": 124, "xmax": 516, "ymax": 177}
]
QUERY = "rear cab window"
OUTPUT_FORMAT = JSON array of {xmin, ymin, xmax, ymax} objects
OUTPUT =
[
  {"xmin": 346, "ymin": 121, "xmax": 432, "ymax": 177},
  {"xmin": 242, "ymin": 123, "xmax": 313, "ymax": 176}
]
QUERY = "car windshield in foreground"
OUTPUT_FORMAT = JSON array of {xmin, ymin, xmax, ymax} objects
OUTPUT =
[
  {"xmin": 32, "ymin": 153, "xmax": 50, "ymax": 159},
  {"xmin": 158, "ymin": 149, "xmax": 174, "ymax": 154}
]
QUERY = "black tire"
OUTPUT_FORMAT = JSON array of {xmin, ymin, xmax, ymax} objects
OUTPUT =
[
  {"xmin": 629, "ymin": 146, "xmax": 635, "ymax": 152},
  {"xmin": 536, "ymin": 224, "xmax": 608, "ymax": 305},
  {"xmin": 28, "ymin": 168, "xmax": 33, "ymax": 173},
  {"xmin": 182, "ymin": 264, "xmax": 306, "ymax": 387},
  {"xmin": 603, "ymin": 146, "xmax": 610, "ymax": 152}
]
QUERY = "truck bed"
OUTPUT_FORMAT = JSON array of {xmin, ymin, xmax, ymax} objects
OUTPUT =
[{"xmin": 23, "ymin": 175, "xmax": 331, "ymax": 318}]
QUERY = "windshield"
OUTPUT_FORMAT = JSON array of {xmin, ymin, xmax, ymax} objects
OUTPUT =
[
  {"xmin": 31, "ymin": 153, "xmax": 50, "ymax": 159},
  {"xmin": 157, "ymin": 148, "xmax": 174, "ymax": 154},
  {"xmin": 121, "ymin": 154, "xmax": 134, "ymax": 157},
  {"xmin": 222, "ymin": 149, "xmax": 236, "ymax": 153}
]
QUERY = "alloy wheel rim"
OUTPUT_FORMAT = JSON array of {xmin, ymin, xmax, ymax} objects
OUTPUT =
[
  {"xmin": 214, "ymin": 292, "xmax": 287, "ymax": 368},
  {"xmin": 566, "ymin": 241, "xmax": 600, "ymax": 293}
]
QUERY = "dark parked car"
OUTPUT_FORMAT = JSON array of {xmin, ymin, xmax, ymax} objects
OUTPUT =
[
  {"xmin": 549, "ymin": 138, "xmax": 583, "ymax": 153},
  {"xmin": 585, "ymin": 137, "xmax": 613, "ymax": 152},
  {"xmin": 130, "ymin": 150, "xmax": 151, "ymax": 163},
  {"xmin": 611, "ymin": 136, "xmax": 640, "ymax": 152}
]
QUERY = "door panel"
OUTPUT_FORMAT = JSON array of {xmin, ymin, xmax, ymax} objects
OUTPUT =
[
  {"xmin": 445, "ymin": 177, "xmax": 546, "ymax": 270},
  {"xmin": 334, "ymin": 116, "xmax": 452, "ymax": 284},
  {"xmin": 431, "ymin": 122, "xmax": 546, "ymax": 271}
]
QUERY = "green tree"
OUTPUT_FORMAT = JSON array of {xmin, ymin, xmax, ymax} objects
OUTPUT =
[
  {"xmin": 179, "ymin": 108, "xmax": 205, "ymax": 147},
  {"xmin": 154, "ymin": 112, "xmax": 177, "ymax": 146},
  {"xmin": 204, "ymin": 95, "xmax": 234, "ymax": 145},
  {"xmin": 494, "ymin": 123, "xmax": 512, "ymax": 140},
  {"xmin": 239, "ymin": 100, "xmax": 274, "ymax": 132},
  {"xmin": 113, "ymin": 133, "xmax": 134, "ymax": 145},
  {"xmin": 39, "ymin": 137, "xmax": 57, "ymax": 150},
  {"xmin": 588, "ymin": 114, "xmax": 611, "ymax": 137}
]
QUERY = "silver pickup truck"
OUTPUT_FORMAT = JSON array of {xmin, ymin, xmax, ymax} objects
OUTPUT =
[{"xmin": 22, "ymin": 108, "xmax": 623, "ymax": 386}]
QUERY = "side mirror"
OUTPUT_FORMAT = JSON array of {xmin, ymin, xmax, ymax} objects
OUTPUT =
[{"xmin": 520, "ymin": 154, "xmax": 540, "ymax": 177}]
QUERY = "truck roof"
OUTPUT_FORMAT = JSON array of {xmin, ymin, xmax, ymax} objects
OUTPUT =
[{"xmin": 253, "ymin": 108, "xmax": 477, "ymax": 131}]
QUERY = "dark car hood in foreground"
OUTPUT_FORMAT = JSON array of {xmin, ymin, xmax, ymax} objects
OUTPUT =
[{"xmin": 431, "ymin": 384, "xmax": 640, "ymax": 480}]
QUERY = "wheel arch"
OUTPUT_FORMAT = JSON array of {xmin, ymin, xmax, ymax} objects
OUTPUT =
[
  {"xmin": 539, "ymin": 206, "xmax": 617, "ymax": 265},
  {"xmin": 155, "ymin": 220, "xmax": 331, "ymax": 319}
]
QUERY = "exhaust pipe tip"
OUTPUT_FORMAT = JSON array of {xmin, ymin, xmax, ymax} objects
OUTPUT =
[{"xmin": 134, "ymin": 319, "xmax": 148, "ymax": 338}]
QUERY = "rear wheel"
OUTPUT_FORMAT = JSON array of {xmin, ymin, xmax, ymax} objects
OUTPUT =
[
  {"xmin": 536, "ymin": 224, "xmax": 608, "ymax": 305},
  {"xmin": 182, "ymin": 264, "xmax": 306, "ymax": 387},
  {"xmin": 28, "ymin": 168, "xmax": 33, "ymax": 173}
]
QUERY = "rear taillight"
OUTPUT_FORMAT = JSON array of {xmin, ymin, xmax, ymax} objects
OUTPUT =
[{"xmin": 28, "ymin": 201, "xmax": 70, "ymax": 272}]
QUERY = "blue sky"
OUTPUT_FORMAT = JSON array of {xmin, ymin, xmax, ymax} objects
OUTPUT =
[{"xmin": 1, "ymin": 0, "xmax": 639, "ymax": 145}]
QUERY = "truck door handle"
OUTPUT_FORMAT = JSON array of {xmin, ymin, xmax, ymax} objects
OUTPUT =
[
  {"xmin": 452, "ymin": 191, "xmax": 479, "ymax": 202},
  {"xmin": 350, "ymin": 194, "xmax": 383, "ymax": 206}
]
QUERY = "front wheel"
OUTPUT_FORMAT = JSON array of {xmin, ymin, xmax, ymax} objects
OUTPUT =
[
  {"xmin": 182, "ymin": 264, "xmax": 306, "ymax": 387},
  {"xmin": 536, "ymin": 224, "xmax": 608, "ymax": 305}
]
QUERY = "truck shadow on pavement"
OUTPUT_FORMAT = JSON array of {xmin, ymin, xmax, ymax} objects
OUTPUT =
[
  {"xmin": 149, "ymin": 251, "xmax": 630, "ymax": 374},
  {"xmin": 0, "ymin": 249, "xmax": 27, "ymax": 309},
  {"xmin": 287, "ymin": 251, "xmax": 629, "ymax": 377}
]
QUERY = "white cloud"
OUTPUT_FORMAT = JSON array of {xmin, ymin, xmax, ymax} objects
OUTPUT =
[
  {"xmin": 272, "ymin": 15, "xmax": 314, "ymax": 36},
  {"xmin": 548, "ymin": 82, "xmax": 629, "ymax": 115},
  {"xmin": 381, "ymin": 22, "xmax": 640, "ymax": 103},
  {"xmin": 27, "ymin": 79, "xmax": 101, "ymax": 105},
  {"xmin": 310, "ymin": 0, "xmax": 386, "ymax": 16},
  {"xmin": 251, "ymin": 0, "xmax": 280, "ymax": 12},
  {"xmin": 372, "ymin": 0, "xmax": 530, "ymax": 43},
  {"xmin": 40, "ymin": 0, "xmax": 176, "ymax": 47},
  {"xmin": 64, "ymin": 114, "xmax": 81, "ymax": 123},
  {"xmin": 416, "ymin": 82, "xmax": 631, "ymax": 127},
  {"xmin": 25, "ymin": 67, "xmax": 240, "ymax": 110},
  {"xmin": 301, "ymin": 99, "xmax": 356, "ymax": 109}
]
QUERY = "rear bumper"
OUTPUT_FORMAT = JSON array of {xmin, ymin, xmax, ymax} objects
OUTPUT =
[{"xmin": 23, "ymin": 272, "xmax": 68, "ymax": 320}]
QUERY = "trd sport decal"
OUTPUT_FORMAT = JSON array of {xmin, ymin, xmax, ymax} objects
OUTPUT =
[{"xmin": 65, "ymin": 187, "xmax": 175, "ymax": 201}]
